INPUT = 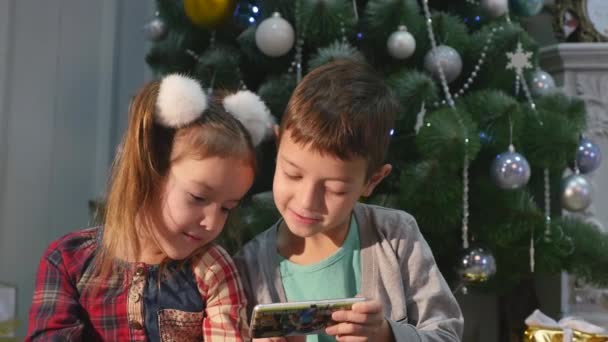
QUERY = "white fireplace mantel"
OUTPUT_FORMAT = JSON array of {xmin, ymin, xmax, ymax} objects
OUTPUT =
[{"xmin": 540, "ymin": 43, "xmax": 608, "ymax": 327}]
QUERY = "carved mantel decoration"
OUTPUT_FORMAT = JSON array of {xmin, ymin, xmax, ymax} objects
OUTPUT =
[
  {"xmin": 541, "ymin": 43, "xmax": 608, "ymax": 143},
  {"xmin": 576, "ymin": 74, "xmax": 608, "ymax": 138}
]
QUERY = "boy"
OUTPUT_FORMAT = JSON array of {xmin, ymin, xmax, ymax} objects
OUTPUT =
[{"xmin": 235, "ymin": 60, "xmax": 463, "ymax": 341}]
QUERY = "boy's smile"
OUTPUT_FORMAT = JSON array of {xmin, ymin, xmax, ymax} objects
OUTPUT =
[{"xmin": 289, "ymin": 209, "xmax": 322, "ymax": 225}]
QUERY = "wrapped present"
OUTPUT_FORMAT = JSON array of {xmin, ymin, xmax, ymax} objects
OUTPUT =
[
  {"xmin": 0, "ymin": 283, "xmax": 17, "ymax": 337},
  {"xmin": 524, "ymin": 310, "xmax": 608, "ymax": 342}
]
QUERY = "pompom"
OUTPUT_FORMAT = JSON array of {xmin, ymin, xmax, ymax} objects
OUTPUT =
[
  {"xmin": 156, "ymin": 74, "xmax": 208, "ymax": 127},
  {"xmin": 223, "ymin": 90, "xmax": 275, "ymax": 146}
]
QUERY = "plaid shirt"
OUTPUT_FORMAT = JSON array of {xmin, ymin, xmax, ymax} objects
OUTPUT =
[{"xmin": 26, "ymin": 227, "xmax": 249, "ymax": 341}]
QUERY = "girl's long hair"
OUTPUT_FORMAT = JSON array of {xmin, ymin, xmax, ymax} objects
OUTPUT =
[{"xmin": 94, "ymin": 81, "xmax": 255, "ymax": 283}]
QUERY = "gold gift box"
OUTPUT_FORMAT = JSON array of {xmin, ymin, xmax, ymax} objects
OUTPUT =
[{"xmin": 524, "ymin": 325, "xmax": 608, "ymax": 342}]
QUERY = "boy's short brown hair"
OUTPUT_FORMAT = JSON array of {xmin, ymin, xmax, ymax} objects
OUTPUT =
[{"xmin": 279, "ymin": 59, "xmax": 399, "ymax": 177}]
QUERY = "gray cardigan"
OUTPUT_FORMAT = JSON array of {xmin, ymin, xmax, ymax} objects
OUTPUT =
[{"xmin": 234, "ymin": 203, "xmax": 463, "ymax": 341}]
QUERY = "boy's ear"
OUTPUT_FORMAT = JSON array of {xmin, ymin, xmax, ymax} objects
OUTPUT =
[
  {"xmin": 362, "ymin": 164, "xmax": 392, "ymax": 197},
  {"xmin": 273, "ymin": 124, "xmax": 281, "ymax": 148}
]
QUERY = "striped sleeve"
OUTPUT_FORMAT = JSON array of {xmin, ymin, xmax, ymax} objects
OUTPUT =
[{"xmin": 193, "ymin": 244, "xmax": 249, "ymax": 342}]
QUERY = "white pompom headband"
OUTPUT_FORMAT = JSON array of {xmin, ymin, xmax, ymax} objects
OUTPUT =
[{"xmin": 155, "ymin": 73, "xmax": 274, "ymax": 146}]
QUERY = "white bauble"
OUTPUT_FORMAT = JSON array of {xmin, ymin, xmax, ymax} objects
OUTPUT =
[
  {"xmin": 255, "ymin": 12, "xmax": 295, "ymax": 57},
  {"xmin": 143, "ymin": 17, "xmax": 168, "ymax": 41},
  {"xmin": 387, "ymin": 25, "xmax": 416, "ymax": 59},
  {"xmin": 481, "ymin": 0, "xmax": 509, "ymax": 17}
]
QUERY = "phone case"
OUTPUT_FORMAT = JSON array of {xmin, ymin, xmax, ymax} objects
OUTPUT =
[{"xmin": 249, "ymin": 297, "xmax": 366, "ymax": 338}]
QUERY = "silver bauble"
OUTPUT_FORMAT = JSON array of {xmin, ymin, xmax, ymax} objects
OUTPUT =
[
  {"xmin": 143, "ymin": 17, "xmax": 168, "ymax": 42},
  {"xmin": 491, "ymin": 149, "xmax": 531, "ymax": 189},
  {"xmin": 424, "ymin": 45, "xmax": 463, "ymax": 83},
  {"xmin": 561, "ymin": 174, "xmax": 593, "ymax": 212},
  {"xmin": 576, "ymin": 138, "xmax": 602, "ymax": 174},
  {"xmin": 457, "ymin": 247, "xmax": 497, "ymax": 284},
  {"xmin": 481, "ymin": 0, "xmax": 509, "ymax": 17},
  {"xmin": 255, "ymin": 12, "xmax": 295, "ymax": 57},
  {"xmin": 387, "ymin": 25, "xmax": 416, "ymax": 59},
  {"xmin": 529, "ymin": 69, "xmax": 556, "ymax": 97}
]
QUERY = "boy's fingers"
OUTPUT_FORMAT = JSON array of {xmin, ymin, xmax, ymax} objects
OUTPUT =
[
  {"xmin": 332, "ymin": 310, "xmax": 384, "ymax": 327},
  {"xmin": 335, "ymin": 336, "xmax": 368, "ymax": 342},
  {"xmin": 351, "ymin": 300, "xmax": 382, "ymax": 314},
  {"xmin": 326, "ymin": 322, "xmax": 366, "ymax": 336},
  {"xmin": 332, "ymin": 310, "xmax": 370, "ymax": 324}
]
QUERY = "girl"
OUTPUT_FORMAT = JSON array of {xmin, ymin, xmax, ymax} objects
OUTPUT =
[{"xmin": 26, "ymin": 74, "xmax": 274, "ymax": 341}]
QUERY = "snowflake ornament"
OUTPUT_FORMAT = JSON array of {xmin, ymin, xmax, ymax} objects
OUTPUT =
[{"xmin": 506, "ymin": 42, "xmax": 533, "ymax": 75}]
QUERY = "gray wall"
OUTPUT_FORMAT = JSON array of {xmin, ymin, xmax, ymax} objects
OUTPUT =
[{"xmin": 0, "ymin": 0, "xmax": 153, "ymax": 336}]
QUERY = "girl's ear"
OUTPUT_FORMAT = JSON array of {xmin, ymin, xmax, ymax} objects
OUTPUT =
[{"xmin": 361, "ymin": 164, "xmax": 392, "ymax": 197}]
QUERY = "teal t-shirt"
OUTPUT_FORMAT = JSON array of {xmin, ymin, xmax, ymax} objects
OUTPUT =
[{"xmin": 278, "ymin": 216, "xmax": 361, "ymax": 342}]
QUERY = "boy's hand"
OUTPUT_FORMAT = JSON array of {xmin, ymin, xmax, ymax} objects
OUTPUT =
[
  {"xmin": 325, "ymin": 299, "xmax": 394, "ymax": 342},
  {"xmin": 253, "ymin": 337, "xmax": 305, "ymax": 342}
]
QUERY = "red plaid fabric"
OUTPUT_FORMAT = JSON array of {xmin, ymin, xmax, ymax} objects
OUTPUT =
[
  {"xmin": 25, "ymin": 227, "xmax": 249, "ymax": 341},
  {"xmin": 195, "ymin": 245, "xmax": 249, "ymax": 341}
]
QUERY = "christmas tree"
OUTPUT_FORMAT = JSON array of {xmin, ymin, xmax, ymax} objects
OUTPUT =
[{"xmin": 144, "ymin": 0, "xmax": 608, "ymax": 338}]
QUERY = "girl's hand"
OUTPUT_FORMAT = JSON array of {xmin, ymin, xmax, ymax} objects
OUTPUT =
[{"xmin": 324, "ymin": 299, "xmax": 394, "ymax": 342}]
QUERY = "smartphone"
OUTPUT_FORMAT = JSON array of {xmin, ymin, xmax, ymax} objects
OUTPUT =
[{"xmin": 249, "ymin": 297, "xmax": 367, "ymax": 338}]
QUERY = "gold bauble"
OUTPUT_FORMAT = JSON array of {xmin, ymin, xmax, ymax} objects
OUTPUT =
[{"xmin": 184, "ymin": 0, "xmax": 236, "ymax": 28}]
